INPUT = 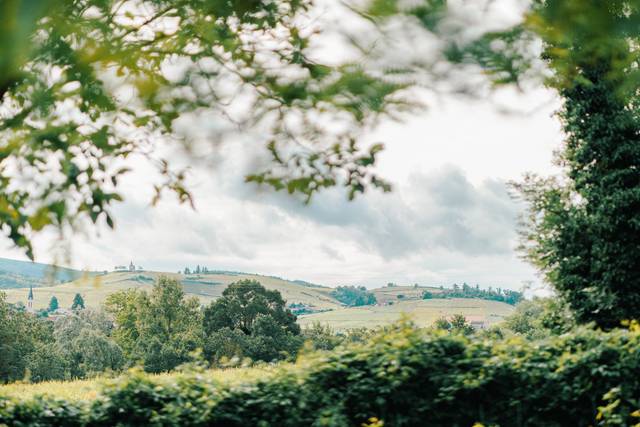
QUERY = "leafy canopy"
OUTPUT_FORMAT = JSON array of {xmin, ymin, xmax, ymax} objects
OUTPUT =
[
  {"xmin": 0, "ymin": 0, "xmax": 409, "ymax": 258},
  {"xmin": 105, "ymin": 276, "xmax": 203, "ymax": 372},
  {"xmin": 203, "ymin": 279, "xmax": 301, "ymax": 362}
]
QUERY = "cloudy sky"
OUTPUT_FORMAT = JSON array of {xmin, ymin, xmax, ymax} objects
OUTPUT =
[{"xmin": 0, "ymin": 1, "xmax": 564, "ymax": 290}]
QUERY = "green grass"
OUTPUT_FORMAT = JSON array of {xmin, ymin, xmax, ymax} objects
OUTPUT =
[
  {"xmin": 0, "ymin": 366, "xmax": 283, "ymax": 401},
  {"xmin": 298, "ymin": 298, "xmax": 515, "ymax": 330}
]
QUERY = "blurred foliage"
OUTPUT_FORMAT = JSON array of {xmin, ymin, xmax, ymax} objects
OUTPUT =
[
  {"xmin": 0, "ymin": 0, "xmax": 411, "ymax": 258},
  {"xmin": 2, "ymin": 321, "xmax": 640, "ymax": 425}
]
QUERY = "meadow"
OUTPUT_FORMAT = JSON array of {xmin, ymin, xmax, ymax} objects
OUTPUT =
[
  {"xmin": 298, "ymin": 298, "xmax": 514, "ymax": 330},
  {"xmin": 0, "ymin": 365, "xmax": 281, "ymax": 401}
]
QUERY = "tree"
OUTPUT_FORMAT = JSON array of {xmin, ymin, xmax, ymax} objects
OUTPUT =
[
  {"xmin": 302, "ymin": 322, "xmax": 342, "ymax": 352},
  {"xmin": 203, "ymin": 280, "xmax": 301, "ymax": 363},
  {"xmin": 204, "ymin": 280, "xmax": 299, "ymax": 336},
  {"xmin": 502, "ymin": 298, "xmax": 576, "ymax": 340},
  {"xmin": 25, "ymin": 343, "xmax": 67, "ymax": 382},
  {"xmin": 48, "ymin": 296, "xmax": 59, "ymax": 312},
  {"xmin": 105, "ymin": 277, "xmax": 203, "ymax": 373},
  {"xmin": 432, "ymin": 314, "xmax": 474, "ymax": 336},
  {"xmin": 0, "ymin": 292, "xmax": 56, "ymax": 382},
  {"xmin": 510, "ymin": 3, "xmax": 640, "ymax": 328},
  {"xmin": 71, "ymin": 293, "xmax": 85, "ymax": 310},
  {"xmin": 53, "ymin": 310, "xmax": 123, "ymax": 378}
]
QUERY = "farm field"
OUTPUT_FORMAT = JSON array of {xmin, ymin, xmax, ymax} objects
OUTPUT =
[
  {"xmin": 298, "ymin": 298, "xmax": 515, "ymax": 330},
  {"xmin": 3, "ymin": 270, "xmax": 341, "ymax": 311},
  {"xmin": 0, "ymin": 365, "xmax": 283, "ymax": 401},
  {"xmin": 371, "ymin": 285, "xmax": 445, "ymax": 305}
]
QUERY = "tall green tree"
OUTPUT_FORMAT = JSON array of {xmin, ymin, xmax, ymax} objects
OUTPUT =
[
  {"xmin": 105, "ymin": 277, "xmax": 203, "ymax": 373},
  {"xmin": 53, "ymin": 310, "xmax": 123, "ymax": 378},
  {"xmin": 48, "ymin": 296, "xmax": 59, "ymax": 312},
  {"xmin": 71, "ymin": 293, "xmax": 85, "ymax": 310},
  {"xmin": 512, "ymin": 2, "xmax": 640, "ymax": 328},
  {"xmin": 363, "ymin": 0, "xmax": 640, "ymax": 327},
  {"xmin": 203, "ymin": 280, "xmax": 301, "ymax": 362},
  {"xmin": 204, "ymin": 280, "xmax": 299, "ymax": 336}
]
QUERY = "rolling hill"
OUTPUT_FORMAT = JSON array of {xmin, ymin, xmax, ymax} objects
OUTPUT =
[
  {"xmin": 2, "ymin": 262, "xmax": 517, "ymax": 330},
  {"xmin": 3, "ymin": 270, "xmax": 342, "ymax": 311},
  {"xmin": 0, "ymin": 257, "xmax": 93, "ymax": 289}
]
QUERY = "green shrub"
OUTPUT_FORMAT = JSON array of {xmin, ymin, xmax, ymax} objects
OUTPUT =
[{"xmin": 1, "ymin": 322, "xmax": 639, "ymax": 426}]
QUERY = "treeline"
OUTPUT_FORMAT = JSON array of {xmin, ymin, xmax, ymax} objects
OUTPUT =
[
  {"xmin": 330, "ymin": 286, "xmax": 377, "ymax": 307},
  {"xmin": 423, "ymin": 283, "xmax": 524, "ymax": 305},
  {"xmin": 0, "ymin": 278, "xmax": 373, "ymax": 384}
]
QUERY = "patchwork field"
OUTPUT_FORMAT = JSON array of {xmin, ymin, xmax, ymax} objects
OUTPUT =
[
  {"xmin": 3, "ymin": 271, "xmax": 341, "ymax": 311},
  {"xmin": 298, "ymin": 298, "xmax": 515, "ymax": 330}
]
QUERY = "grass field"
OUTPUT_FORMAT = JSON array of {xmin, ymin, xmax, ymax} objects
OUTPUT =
[
  {"xmin": 0, "ymin": 366, "xmax": 282, "ymax": 401},
  {"xmin": 371, "ymin": 285, "xmax": 445, "ymax": 305},
  {"xmin": 3, "ymin": 271, "xmax": 341, "ymax": 311},
  {"xmin": 298, "ymin": 298, "xmax": 515, "ymax": 330}
]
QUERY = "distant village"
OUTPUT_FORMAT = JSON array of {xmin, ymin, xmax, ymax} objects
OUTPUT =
[{"xmin": 14, "ymin": 261, "xmax": 144, "ymax": 320}]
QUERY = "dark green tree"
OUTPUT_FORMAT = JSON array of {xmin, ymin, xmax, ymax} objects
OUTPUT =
[
  {"xmin": 513, "ymin": 3, "xmax": 640, "ymax": 328},
  {"xmin": 203, "ymin": 280, "xmax": 301, "ymax": 363},
  {"xmin": 48, "ymin": 296, "xmax": 59, "ymax": 312},
  {"xmin": 204, "ymin": 280, "xmax": 299, "ymax": 336},
  {"xmin": 71, "ymin": 293, "xmax": 85, "ymax": 310}
]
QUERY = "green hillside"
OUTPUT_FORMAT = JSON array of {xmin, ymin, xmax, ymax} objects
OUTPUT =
[
  {"xmin": 298, "ymin": 298, "xmax": 515, "ymax": 330},
  {"xmin": 0, "ymin": 257, "xmax": 93, "ymax": 289},
  {"xmin": 3, "ymin": 270, "xmax": 342, "ymax": 311},
  {"xmin": 3, "ymin": 265, "xmax": 516, "ymax": 330}
]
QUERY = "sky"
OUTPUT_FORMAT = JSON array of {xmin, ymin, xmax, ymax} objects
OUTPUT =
[{"xmin": 0, "ymin": 1, "xmax": 565, "ymax": 291}]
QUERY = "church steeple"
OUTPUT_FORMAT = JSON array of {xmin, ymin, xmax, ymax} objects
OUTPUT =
[{"xmin": 27, "ymin": 284, "xmax": 34, "ymax": 312}]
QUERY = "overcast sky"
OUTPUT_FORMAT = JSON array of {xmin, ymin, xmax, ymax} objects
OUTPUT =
[
  {"xmin": 0, "ymin": 1, "xmax": 564, "ymax": 290},
  {"xmin": 0, "ymin": 87, "xmax": 562, "ymax": 290}
]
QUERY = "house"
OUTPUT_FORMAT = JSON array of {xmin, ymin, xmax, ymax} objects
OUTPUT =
[{"xmin": 466, "ymin": 315, "xmax": 486, "ymax": 330}]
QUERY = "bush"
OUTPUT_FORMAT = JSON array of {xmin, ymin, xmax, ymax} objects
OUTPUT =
[{"xmin": 1, "ymin": 322, "xmax": 639, "ymax": 426}]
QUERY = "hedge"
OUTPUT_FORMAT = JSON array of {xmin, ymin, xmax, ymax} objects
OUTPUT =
[{"xmin": 1, "ymin": 322, "xmax": 639, "ymax": 426}]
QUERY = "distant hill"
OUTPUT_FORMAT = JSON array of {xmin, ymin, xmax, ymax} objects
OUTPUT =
[
  {"xmin": 3, "ymin": 270, "xmax": 342, "ymax": 311},
  {"xmin": 0, "ymin": 257, "xmax": 93, "ymax": 289},
  {"xmin": 2, "ymin": 265, "xmax": 518, "ymax": 330}
]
